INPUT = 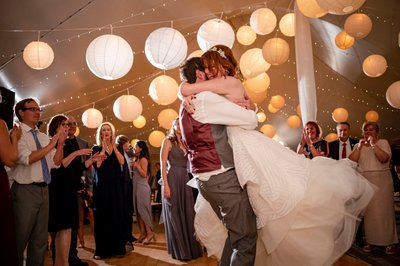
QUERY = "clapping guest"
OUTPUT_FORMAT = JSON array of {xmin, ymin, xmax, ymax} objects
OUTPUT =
[
  {"xmin": 0, "ymin": 119, "xmax": 21, "ymax": 266},
  {"xmin": 160, "ymin": 118, "xmax": 202, "ymax": 260},
  {"xmin": 349, "ymin": 122, "xmax": 398, "ymax": 255},
  {"xmin": 132, "ymin": 140, "xmax": 155, "ymax": 244},
  {"xmin": 92, "ymin": 122, "xmax": 126, "ymax": 259},
  {"xmin": 297, "ymin": 121, "xmax": 329, "ymax": 159}
]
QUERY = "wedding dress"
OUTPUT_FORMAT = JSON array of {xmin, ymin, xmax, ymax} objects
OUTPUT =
[{"xmin": 194, "ymin": 127, "xmax": 375, "ymax": 266}]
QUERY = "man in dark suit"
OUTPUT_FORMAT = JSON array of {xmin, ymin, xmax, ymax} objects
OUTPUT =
[{"xmin": 329, "ymin": 122, "xmax": 358, "ymax": 160}]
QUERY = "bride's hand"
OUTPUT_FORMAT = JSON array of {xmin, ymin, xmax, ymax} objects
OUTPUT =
[{"xmin": 183, "ymin": 95, "xmax": 196, "ymax": 114}]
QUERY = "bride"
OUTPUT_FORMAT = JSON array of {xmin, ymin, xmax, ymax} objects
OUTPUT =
[{"xmin": 180, "ymin": 45, "xmax": 375, "ymax": 266}]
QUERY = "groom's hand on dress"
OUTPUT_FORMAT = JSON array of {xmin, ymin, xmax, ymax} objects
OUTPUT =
[{"xmin": 183, "ymin": 95, "xmax": 196, "ymax": 114}]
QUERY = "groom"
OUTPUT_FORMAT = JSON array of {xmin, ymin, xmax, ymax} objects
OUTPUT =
[{"xmin": 179, "ymin": 57, "xmax": 258, "ymax": 266}]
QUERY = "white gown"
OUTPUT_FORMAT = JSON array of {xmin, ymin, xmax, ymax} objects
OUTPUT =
[{"xmin": 194, "ymin": 127, "xmax": 375, "ymax": 266}]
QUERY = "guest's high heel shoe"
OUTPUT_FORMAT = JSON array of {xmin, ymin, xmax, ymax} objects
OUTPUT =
[
  {"xmin": 142, "ymin": 233, "xmax": 156, "ymax": 245},
  {"xmin": 134, "ymin": 235, "xmax": 146, "ymax": 244}
]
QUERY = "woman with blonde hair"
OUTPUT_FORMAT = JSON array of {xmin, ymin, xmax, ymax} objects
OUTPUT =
[
  {"xmin": 160, "ymin": 118, "xmax": 202, "ymax": 260},
  {"xmin": 349, "ymin": 121, "xmax": 398, "ymax": 254}
]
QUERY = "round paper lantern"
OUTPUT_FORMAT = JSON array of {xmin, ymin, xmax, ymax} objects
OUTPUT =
[
  {"xmin": 268, "ymin": 104, "xmax": 279, "ymax": 113},
  {"xmin": 386, "ymin": 81, "xmax": 400, "ymax": 109},
  {"xmin": 243, "ymin": 72, "xmax": 270, "ymax": 93},
  {"xmin": 296, "ymin": 104, "xmax": 302, "ymax": 117},
  {"xmin": 262, "ymin": 38, "xmax": 290, "ymax": 65},
  {"xmin": 296, "ymin": 0, "xmax": 327, "ymax": 18},
  {"xmin": 362, "ymin": 54, "xmax": 387, "ymax": 78},
  {"xmin": 260, "ymin": 124, "xmax": 276, "ymax": 138},
  {"xmin": 187, "ymin": 49, "xmax": 204, "ymax": 59},
  {"xmin": 133, "ymin": 115, "xmax": 146, "ymax": 128},
  {"xmin": 158, "ymin": 108, "xmax": 178, "ymax": 130},
  {"xmin": 257, "ymin": 112, "xmax": 266, "ymax": 123},
  {"xmin": 288, "ymin": 115, "xmax": 301, "ymax": 128},
  {"xmin": 86, "ymin": 34, "xmax": 133, "ymax": 80},
  {"xmin": 82, "ymin": 108, "xmax": 103, "ymax": 129},
  {"xmin": 270, "ymin": 95, "xmax": 285, "ymax": 109},
  {"xmin": 236, "ymin": 25, "xmax": 257, "ymax": 46},
  {"xmin": 197, "ymin": 19, "xmax": 235, "ymax": 52},
  {"xmin": 240, "ymin": 48, "xmax": 271, "ymax": 79},
  {"xmin": 332, "ymin": 107, "xmax": 349, "ymax": 122},
  {"xmin": 74, "ymin": 127, "xmax": 80, "ymax": 137},
  {"xmin": 365, "ymin": 110, "xmax": 379, "ymax": 122},
  {"xmin": 279, "ymin": 13, "xmax": 295, "ymax": 37},
  {"xmin": 149, "ymin": 75, "xmax": 179, "ymax": 105},
  {"xmin": 113, "ymin": 95, "xmax": 142, "ymax": 122},
  {"xmin": 130, "ymin": 138, "xmax": 139, "ymax": 147},
  {"xmin": 148, "ymin": 130, "xmax": 166, "ymax": 148},
  {"xmin": 250, "ymin": 8, "xmax": 277, "ymax": 35},
  {"xmin": 335, "ymin": 31, "xmax": 355, "ymax": 50},
  {"xmin": 145, "ymin": 27, "xmax": 187, "ymax": 70},
  {"xmin": 344, "ymin": 13, "xmax": 372, "ymax": 39},
  {"xmin": 244, "ymin": 87, "xmax": 267, "ymax": 104},
  {"xmin": 325, "ymin": 133, "xmax": 339, "ymax": 143},
  {"xmin": 23, "ymin": 41, "xmax": 54, "ymax": 70},
  {"xmin": 316, "ymin": 0, "xmax": 366, "ymax": 15}
]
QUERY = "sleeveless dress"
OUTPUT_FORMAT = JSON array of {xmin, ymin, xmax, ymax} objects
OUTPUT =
[
  {"xmin": 194, "ymin": 127, "xmax": 375, "ymax": 266},
  {"xmin": 132, "ymin": 162, "xmax": 153, "ymax": 230},
  {"xmin": 0, "ymin": 162, "xmax": 17, "ymax": 266},
  {"xmin": 160, "ymin": 143, "xmax": 203, "ymax": 260}
]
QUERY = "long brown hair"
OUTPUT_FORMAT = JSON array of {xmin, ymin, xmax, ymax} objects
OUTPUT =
[{"xmin": 201, "ymin": 45, "xmax": 239, "ymax": 78}]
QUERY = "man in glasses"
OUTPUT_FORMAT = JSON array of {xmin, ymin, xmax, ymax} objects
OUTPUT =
[{"xmin": 9, "ymin": 98, "xmax": 66, "ymax": 266}]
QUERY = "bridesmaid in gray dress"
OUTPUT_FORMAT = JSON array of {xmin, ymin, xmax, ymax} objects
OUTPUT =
[
  {"xmin": 132, "ymin": 140, "xmax": 155, "ymax": 244},
  {"xmin": 160, "ymin": 118, "xmax": 203, "ymax": 260}
]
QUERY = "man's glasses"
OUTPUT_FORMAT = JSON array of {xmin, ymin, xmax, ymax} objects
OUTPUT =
[
  {"xmin": 22, "ymin": 107, "xmax": 43, "ymax": 112},
  {"xmin": 61, "ymin": 122, "xmax": 69, "ymax": 127},
  {"xmin": 67, "ymin": 122, "xmax": 78, "ymax": 126}
]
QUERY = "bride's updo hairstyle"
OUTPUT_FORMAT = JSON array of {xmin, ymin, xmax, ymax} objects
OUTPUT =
[{"xmin": 201, "ymin": 45, "xmax": 239, "ymax": 78}]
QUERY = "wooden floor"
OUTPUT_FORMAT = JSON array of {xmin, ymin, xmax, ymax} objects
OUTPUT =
[{"xmin": 44, "ymin": 217, "xmax": 371, "ymax": 266}]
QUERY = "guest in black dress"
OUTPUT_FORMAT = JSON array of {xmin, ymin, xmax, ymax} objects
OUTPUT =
[
  {"xmin": 47, "ymin": 115, "xmax": 104, "ymax": 266},
  {"xmin": 0, "ymin": 118, "xmax": 20, "ymax": 266},
  {"xmin": 92, "ymin": 122, "xmax": 126, "ymax": 259},
  {"xmin": 297, "ymin": 121, "xmax": 329, "ymax": 159}
]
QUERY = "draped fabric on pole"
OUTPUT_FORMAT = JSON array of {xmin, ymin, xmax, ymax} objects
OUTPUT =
[{"xmin": 295, "ymin": 4, "xmax": 317, "ymax": 126}]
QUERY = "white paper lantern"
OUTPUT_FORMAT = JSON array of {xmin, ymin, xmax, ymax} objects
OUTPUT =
[
  {"xmin": 149, "ymin": 75, "xmax": 179, "ymax": 105},
  {"xmin": 344, "ymin": 13, "xmax": 372, "ymax": 39},
  {"xmin": 130, "ymin": 138, "xmax": 139, "ymax": 147},
  {"xmin": 197, "ymin": 19, "xmax": 235, "ymax": 52},
  {"xmin": 296, "ymin": 0, "xmax": 327, "ymax": 18},
  {"xmin": 362, "ymin": 54, "xmax": 387, "ymax": 78},
  {"xmin": 86, "ymin": 34, "xmax": 133, "ymax": 80},
  {"xmin": 133, "ymin": 115, "xmax": 146, "ymax": 128},
  {"xmin": 386, "ymin": 81, "xmax": 400, "ymax": 109},
  {"xmin": 243, "ymin": 72, "xmax": 270, "ymax": 93},
  {"xmin": 325, "ymin": 133, "xmax": 339, "ymax": 142},
  {"xmin": 332, "ymin": 107, "xmax": 349, "ymax": 122},
  {"xmin": 145, "ymin": 27, "xmax": 187, "ymax": 70},
  {"xmin": 113, "ymin": 95, "xmax": 142, "ymax": 122},
  {"xmin": 279, "ymin": 13, "xmax": 296, "ymax": 37},
  {"xmin": 236, "ymin": 25, "xmax": 257, "ymax": 46},
  {"xmin": 335, "ymin": 31, "xmax": 355, "ymax": 50},
  {"xmin": 260, "ymin": 124, "xmax": 276, "ymax": 138},
  {"xmin": 257, "ymin": 112, "xmax": 266, "ymax": 123},
  {"xmin": 187, "ymin": 50, "xmax": 204, "ymax": 59},
  {"xmin": 158, "ymin": 108, "xmax": 178, "ymax": 130},
  {"xmin": 270, "ymin": 95, "xmax": 285, "ymax": 109},
  {"xmin": 23, "ymin": 41, "xmax": 54, "ymax": 70},
  {"xmin": 244, "ymin": 87, "xmax": 267, "ymax": 104},
  {"xmin": 288, "ymin": 115, "xmax": 301, "ymax": 128},
  {"xmin": 240, "ymin": 48, "xmax": 271, "ymax": 79},
  {"xmin": 268, "ymin": 104, "xmax": 279, "ymax": 113},
  {"xmin": 262, "ymin": 38, "xmax": 290, "ymax": 65},
  {"xmin": 250, "ymin": 8, "xmax": 277, "ymax": 35},
  {"xmin": 316, "ymin": 0, "xmax": 366, "ymax": 15},
  {"xmin": 365, "ymin": 110, "xmax": 379, "ymax": 122},
  {"xmin": 74, "ymin": 127, "xmax": 80, "ymax": 137},
  {"xmin": 148, "ymin": 130, "xmax": 166, "ymax": 148},
  {"xmin": 82, "ymin": 108, "xmax": 103, "ymax": 129}
]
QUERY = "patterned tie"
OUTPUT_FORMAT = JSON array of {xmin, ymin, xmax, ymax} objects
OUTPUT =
[
  {"xmin": 342, "ymin": 142, "xmax": 347, "ymax": 159},
  {"xmin": 31, "ymin": 130, "xmax": 51, "ymax": 184}
]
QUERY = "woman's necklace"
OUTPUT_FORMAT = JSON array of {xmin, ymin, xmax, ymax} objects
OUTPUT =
[{"xmin": 105, "ymin": 144, "xmax": 113, "ymax": 154}]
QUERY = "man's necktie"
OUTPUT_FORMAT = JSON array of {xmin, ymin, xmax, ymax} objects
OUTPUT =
[
  {"xmin": 342, "ymin": 142, "xmax": 347, "ymax": 159},
  {"xmin": 31, "ymin": 130, "xmax": 51, "ymax": 184}
]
